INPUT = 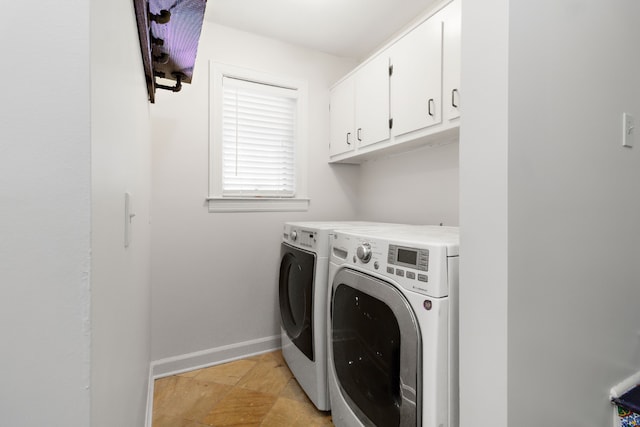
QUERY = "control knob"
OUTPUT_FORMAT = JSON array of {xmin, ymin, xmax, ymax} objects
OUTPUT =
[
  {"xmin": 356, "ymin": 242, "xmax": 372, "ymax": 263},
  {"xmin": 290, "ymin": 230, "xmax": 297, "ymax": 241}
]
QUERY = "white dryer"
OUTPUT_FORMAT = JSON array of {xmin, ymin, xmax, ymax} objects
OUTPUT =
[
  {"xmin": 279, "ymin": 221, "xmax": 402, "ymax": 411},
  {"xmin": 327, "ymin": 226, "xmax": 459, "ymax": 427}
]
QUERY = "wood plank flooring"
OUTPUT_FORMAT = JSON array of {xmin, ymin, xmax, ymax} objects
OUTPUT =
[{"xmin": 152, "ymin": 350, "xmax": 334, "ymax": 427}]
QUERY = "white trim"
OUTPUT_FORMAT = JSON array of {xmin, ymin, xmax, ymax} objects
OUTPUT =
[
  {"xmin": 207, "ymin": 197, "xmax": 309, "ymax": 213},
  {"xmin": 610, "ymin": 371, "xmax": 640, "ymax": 427},
  {"xmin": 150, "ymin": 335, "xmax": 281, "ymax": 379},
  {"xmin": 610, "ymin": 371, "xmax": 640, "ymax": 398},
  {"xmin": 144, "ymin": 367, "xmax": 155, "ymax": 427}
]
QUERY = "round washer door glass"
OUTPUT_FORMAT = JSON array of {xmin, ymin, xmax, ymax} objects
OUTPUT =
[
  {"xmin": 331, "ymin": 268, "xmax": 420, "ymax": 427},
  {"xmin": 279, "ymin": 243, "xmax": 316, "ymax": 361}
]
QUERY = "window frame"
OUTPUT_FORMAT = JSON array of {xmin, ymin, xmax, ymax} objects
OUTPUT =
[{"xmin": 208, "ymin": 62, "xmax": 309, "ymax": 213}]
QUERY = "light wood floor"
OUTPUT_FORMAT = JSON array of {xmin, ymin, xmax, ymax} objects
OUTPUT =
[{"xmin": 152, "ymin": 350, "xmax": 334, "ymax": 427}]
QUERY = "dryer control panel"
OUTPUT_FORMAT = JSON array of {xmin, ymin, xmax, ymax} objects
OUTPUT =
[{"xmin": 284, "ymin": 226, "xmax": 317, "ymax": 249}]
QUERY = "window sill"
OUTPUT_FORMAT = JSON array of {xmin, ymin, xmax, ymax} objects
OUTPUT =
[{"xmin": 206, "ymin": 197, "xmax": 310, "ymax": 213}]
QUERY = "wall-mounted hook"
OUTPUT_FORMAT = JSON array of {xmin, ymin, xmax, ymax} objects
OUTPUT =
[
  {"xmin": 155, "ymin": 72, "xmax": 186, "ymax": 93},
  {"xmin": 153, "ymin": 52, "xmax": 169, "ymax": 64},
  {"xmin": 150, "ymin": 9, "xmax": 171, "ymax": 24}
]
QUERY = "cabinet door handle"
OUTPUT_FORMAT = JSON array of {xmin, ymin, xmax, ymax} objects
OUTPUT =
[
  {"xmin": 357, "ymin": 128, "xmax": 362, "ymax": 141},
  {"xmin": 428, "ymin": 98, "xmax": 435, "ymax": 117},
  {"xmin": 452, "ymin": 89, "xmax": 459, "ymax": 108},
  {"xmin": 346, "ymin": 132, "xmax": 351, "ymax": 145}
]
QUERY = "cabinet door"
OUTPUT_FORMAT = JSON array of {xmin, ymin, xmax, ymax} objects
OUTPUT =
[
  {"xmin": 329, "ymin": 76, "xmax": 355, "ymax": 157},
  {"xmin": 355, "ymin": 54, "xmax": 390, "ymax": 148},
  {"xmin": 441, "ymin": 0, "xmax": 461, "ymax": 121},
  {"xmin": 390, "ymin": 17, "xmax": 443, "ymax": 137}
]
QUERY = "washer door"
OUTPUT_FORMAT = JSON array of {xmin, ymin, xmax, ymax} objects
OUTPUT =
[
  {"xmin": 331, "ymin": 268, "xmax": 420, "ymax": 427},
  {"xmin": 279, "ymin": 243, "xmax": 316, "ymax": 361}
]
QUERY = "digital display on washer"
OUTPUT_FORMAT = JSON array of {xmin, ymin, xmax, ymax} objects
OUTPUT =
[
  {"xmin": 388, "ymin": 245, "xmax": 428, "ymax": 271},
  {"xmin": 397, "ymin": 248, "xmax": 417, "ymax": 265}
]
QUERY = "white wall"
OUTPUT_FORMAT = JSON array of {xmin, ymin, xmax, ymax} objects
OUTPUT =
[
  {"xmin": 507, "ymin": 1, "xmax": 640, "ymax": 424},
  {"xmin": 150, "ymin": 23, "xmax": 359, "ymax": 362},
  {"xmin": 458, "ymin": 0, "xmax": 509, "ymax": 425},
  {"xmin": 357, "ymin": 142, "xmax": 459, "ymax": 225},
  {"xmin": 1, "ymin": 1, "xmax": 152, "ymax": 424},
  {"xmin": 0, "ymin": 2, "xmax": 91, "ymax": 425},
  {"xmin": 90, "ymin": 0, "xmax": 153, "ymax": 425},
  {"xmin": 461, "ymin": 0, "xmax": 640, "ymax": 426}
]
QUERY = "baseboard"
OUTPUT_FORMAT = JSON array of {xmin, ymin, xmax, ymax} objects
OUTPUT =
[
  {"xmin": 150, "ymin": 334, "xmax": 281, "ymax": 379},
  {"xmin": 610, "ymin": 370, "xmax": 640, "ymax": 427},
  {"xmin": 144, "ymin": 335, "xmax": 282, "ymax": 427},
  {"xmin": 144, "ymin": 365, "xmax": 155, "ymax": 427}
]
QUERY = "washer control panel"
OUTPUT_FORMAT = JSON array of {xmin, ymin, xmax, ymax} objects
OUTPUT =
[
  {"xmin": 384, "ymin": 244, "xmax": 432, "ymax": 293},
  {"xmin": 388, "ymin": 245, "xmax": 429, "ymax": 272},
  {"xmin": 331, "ymin": 228, "xmax": 456, "ymax": 298},
  {"xmin": 356, "ymin": 243, "xmax": 372, "ymax": 263}
]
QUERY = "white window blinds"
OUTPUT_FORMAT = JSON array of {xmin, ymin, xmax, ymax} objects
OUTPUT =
[{"xmin": 222, "ymin": 76, "xmax": 298, "ymax": 197}]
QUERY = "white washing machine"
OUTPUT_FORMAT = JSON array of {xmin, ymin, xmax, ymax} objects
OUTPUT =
[
  {"xmin": 327, "ymin": 225, "xmax": 459, "ymax": 427},
  {"xmin": 279, "ymin": 221, "xmax": 404, "ymax": 411}
]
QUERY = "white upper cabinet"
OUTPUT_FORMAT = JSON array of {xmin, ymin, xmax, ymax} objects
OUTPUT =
[
  {"xmin": 329, "ymin": 54, "xmax": 390, "ymax": 156},
  {"xmin": 355, "ymin": 53, "xmax": 391, "ymax": 148},
  {"xmin": 390, "ymin": 16, "xmax": 443, "ymax": 137},
  {"xmin": 441, "ymin": 0, "xmax": 461, "ymax": 121},
  {"xmin": 329, "ymin": 0, "xmax": 460, "ymax": 163},
  {"xmin": 329, "ymin": 75, "xmax": 355, "ymax": 157}
]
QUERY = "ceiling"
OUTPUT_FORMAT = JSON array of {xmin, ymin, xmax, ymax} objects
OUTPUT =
[{"xmin": 205, "ymin": 0, "xmax": 440, "ymax": 59}]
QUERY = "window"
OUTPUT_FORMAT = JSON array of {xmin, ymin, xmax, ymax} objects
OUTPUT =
[
  {"xmin": 221, "ymin": 77, "xmax": 296, "ymax": 197},
  {"xmin": 209, "ymin": 63, "xmax": 309, "ymax": 212}
]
